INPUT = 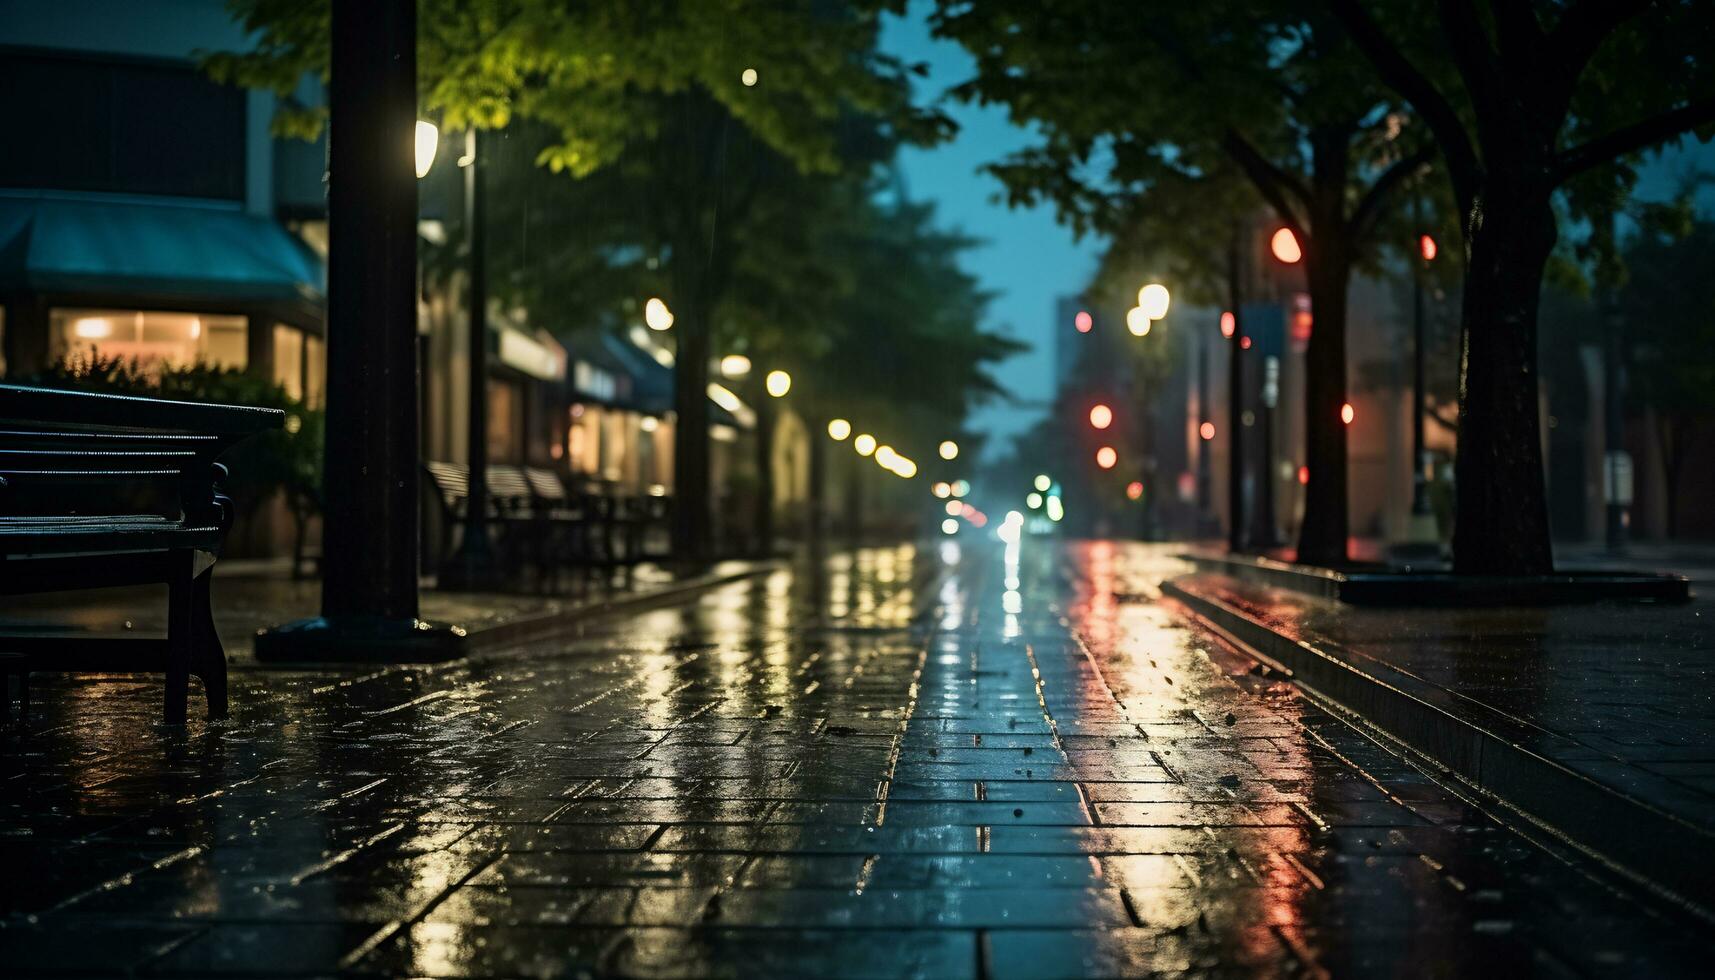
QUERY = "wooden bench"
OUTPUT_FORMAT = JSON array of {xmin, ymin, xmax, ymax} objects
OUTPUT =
[{"xmin": 0, "ymin": 384, "xmax": 283, "ymax": 725}]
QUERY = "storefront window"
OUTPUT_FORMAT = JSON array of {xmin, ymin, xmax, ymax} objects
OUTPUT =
[
  {"xmin": 51, "ymin": 308, "xmax": 246, "ymax": 371},
  {"xmin": 304, "ymin": 335, "xmax": 326, "ymax": 408},
  {"xmin": 567, "ymin": 403, "xmax": 602, "ymax": 477},
  {"xmin": 273, "ymin": 324, "xmax": 304, "ymax": 400},
  {"xmin": 487, "ymin": 379, "xmax": 522, "ymax": 463}
]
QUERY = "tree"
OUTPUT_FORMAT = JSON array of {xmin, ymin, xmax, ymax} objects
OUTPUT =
[
  {"xmin": 933, "ymin": 0, "xmax": 1434, "ymax": 565},
  {"xmin": 1329, "ymin": 0, "xmax": 1715, "ymax": 574},
  {"xmin": 207, "ymin": 0, "xmax": 947, "ymax": 561}
]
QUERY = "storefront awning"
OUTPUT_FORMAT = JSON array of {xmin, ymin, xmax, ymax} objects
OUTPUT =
[{"xmin": 0, "ymin": 193, "xmax": 324, "ymax": 305}]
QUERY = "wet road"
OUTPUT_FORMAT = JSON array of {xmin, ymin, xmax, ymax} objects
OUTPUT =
[{"xmin": 1, "ymin": 542, "xmax": 1706, "ymax": 977}]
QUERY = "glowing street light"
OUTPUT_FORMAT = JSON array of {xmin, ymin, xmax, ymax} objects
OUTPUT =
[
  {"xmin": 939, "ymin": 440, "xmax": 959, "ymax": 461},
  {"xmin": 827, "ymin": 418, "xmax": 851, "ymax": 440},
  {"xmin": 1221, "ymin": 311, "xmax": 1236, "ymax": 338},
  {"xmin": 951, "ymin": 479, "xmax": 970, "ymax": 497},
  {"xmin": 414, "ymin": 120, "xmax": 439, "ymax": 178},
  {"xmin": 719, "ymin": 354, "xmax": 752, "ymax": 378},
  {"xmin": 941, "ymin": 518, "xmax": 959, "ymax": 535},
  {"xmin": 1125, "ymin": 306, "xmax": 1151, "ymax": 337},
  {"xmin": 1419, "ymin": 234, "xmax": 1438, "ymax": 262},
  {"xmin": 741, "ymin": 67, "xmax": 759, "ymax": 87},
  {"xmin": 1271, "ymin": 227, "xmax": 1302, "ymax": 264},
  {"xmin": 765, "ymin": 369, "xmax": 791, "ymax": 397},
  {"xmin": 1027, "ymin": 492, "xmax": 1043, "ymax": 509},
  {"xmin": 933, "ymin": 481, "xmax": 951, "ymax": 498},
  {"xmin": 1126, "ymin": 480, "xmax": 1144, "ymax": 501},
  {"xmin": 1341, "ymin": 402, "xmax": 1355, "ymax": 425},
  {"xmin": 875, "ymin": 445, "xmax": 898, "ymax": 468},
  {"xmin": 1200, "ymin": 421, "xmax": 1215, "ymax": 440},
  {"xmin": 1096, "ymin": 446, "xmax": 1117, "ymax": 469},
  {"xmin": 644, "ymin": 297, "xmax": 675, "ymax": 331},
  {"xmin": 854, "ymin": 433, "xmax": 877, "ymax": 456},
  {"xmin": 1089, "ymin": 404, "xmax": 1113, "ymax": 430},
  {"xmin": 1136, "ymin": 283, "xmax": 1171, "ymax": 320},
  {"xmin": 945, "ymin": 500, "xmax": 963, "ymax": 516},
  {"xmin": 1074, "ymin": 310, "xmax": 1093, "ymax": 333},
  {"xmin": 1033, "ymin": 474, "xmax": 1051, "ymax": 492}
]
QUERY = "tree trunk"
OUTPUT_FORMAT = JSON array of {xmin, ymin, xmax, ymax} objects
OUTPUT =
[
  {"xmin": 1451, "ymin": 180, "xmax": 1557, "ymax": 575},
  {"xmin": 670, "ymin": 278, "xmax": 713, "ymax": 563},
  {"xmin": 1295, "ymin": 236, "xmax": 1352, "ymax": 566}
]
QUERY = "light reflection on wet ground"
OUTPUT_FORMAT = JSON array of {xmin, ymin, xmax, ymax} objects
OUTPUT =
[{"xmin": 1, "ymin": 542, "xmax": 1705, "ymax": 977}]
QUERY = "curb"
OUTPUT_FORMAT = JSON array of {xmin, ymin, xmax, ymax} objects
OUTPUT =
[
  {"xmin": 1161, "ymin": 575, "xmax": 1715, "ymax": 919},
  {"xmin": 1179, "ymin": 550, "xmax": 1690, "ymax": 605}
]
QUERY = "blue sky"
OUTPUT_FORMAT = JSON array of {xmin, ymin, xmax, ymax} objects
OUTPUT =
[{"xmin": 879, "ymin": 3, "xmax": 1105, "ymax": 455}]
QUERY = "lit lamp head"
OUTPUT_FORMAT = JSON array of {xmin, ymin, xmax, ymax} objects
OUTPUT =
[
  {"xmin": 644, "ymin": 297, "xmax": 675, "ymax": 331},
  {"xmin": 939, "ymin": 440, "xmax": 959, "ymax": 461},
  {"xmin": 765, "ymin": 370, "xmax": 791, "ymax": 398},
  {"xmin": 1136, "ymin": 283, "xmax": 1171, "ymax": 320},
  {"xmin": 827, "ymin": 418, "xmax": 852, "ymax": 441},
  {"xmin": 414, "ymin": 120, "xmax": 439, "ymax": 178},
  {"xmin": 854, "ymin": 433, "xmax": 877, "ymax": 457}
]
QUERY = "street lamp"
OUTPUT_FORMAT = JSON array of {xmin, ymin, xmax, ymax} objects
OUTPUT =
[
  {"xmin": 939, "ymin": 440, "xmax": 959, "ymax": 461},
  {"xmin": 414, "ymin": 120, "xmax": 439, "ymax": 178},
  {"xmin": 1125, "ymin": 306, "xmax": 1151, "ymax": 337},
  {"xmin": 1270, "ymin": 227, "xmax": 1302, "ymax": 264},
  {"xmin": 644, "ymin": 297, "xmax": 674, "ymax": 331},
  {"xmin": 854, "ymin": 433, "xmax": 877, "ymax": 456},
  {"xmin": 1137, "ymin": 283, "xmax": 1171, "ymax": 320},
  {"xmin": 827, "ymin": 418, "xmax": 851, "ymax": 441},
  {"xmin": 719, "ymin": 354, "xmax": 752, "ymax": 378},
  {"xmin": 1095, "ymin": 446, "xmax": 1117, "ymax": 469},
  {"xmin": 1089, "ymin": 403, "xmax": 1113, "ymax": 430},
  {"xmin": 765, "ymin": 369, "xmax": 791, "ymax": 397}
]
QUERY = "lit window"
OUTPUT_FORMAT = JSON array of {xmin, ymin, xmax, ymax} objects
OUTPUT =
[{"xmin": 51, "ymin": 309, "xmax": 247, "ymax": 372}]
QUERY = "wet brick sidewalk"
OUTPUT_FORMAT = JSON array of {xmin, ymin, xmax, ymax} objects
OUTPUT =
[{"xmin": 0, "ymin": 544, "xmax": 1705, "ymax": 977}]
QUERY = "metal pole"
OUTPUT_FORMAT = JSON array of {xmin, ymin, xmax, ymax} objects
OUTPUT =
[
  {"xmin": 257, "ymin": 0, "xmax": 464, "ymax": 660},
  {"xmin": 1410, "ymin": 194, "xmax": 1433, "ymax": 519},
  {"xmin": 1603, "ymin": 301, "xmax": 1629, "ymax": 553},
  {"xmin": 1226, "ymin": 224, "xmax": 1247, "ymax": 553},
  {"xmin": 442, "ymin": 128, "xmax": 497, "ymax": 588},
  {"xmin": 1195, "ymin": 334, "xmax": 1215, "ymax": 534},
  {"xmin": 1252, "ymin": 356, "xmax": 1281, "ymax": 547},
  {"xmin": 320, "ymin": 0, "xmax": 421, "ymax": 620}
]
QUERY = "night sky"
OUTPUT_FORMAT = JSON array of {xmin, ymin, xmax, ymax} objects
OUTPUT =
[{"xmin": 881, "ymin": 2, "xmax": 1105, "ymax": 456}]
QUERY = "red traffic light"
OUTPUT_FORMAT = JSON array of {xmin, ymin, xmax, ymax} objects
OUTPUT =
[{"xmin": 1419, "ymin": 234, "xmax": 1437, "ymax": 262}]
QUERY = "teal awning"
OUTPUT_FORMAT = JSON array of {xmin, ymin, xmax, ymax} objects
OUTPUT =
[{"xmin": 0, "ymin": 193, "xmax": 323, "ymax": 304}]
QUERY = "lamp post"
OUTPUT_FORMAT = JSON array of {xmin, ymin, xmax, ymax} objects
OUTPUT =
[
  {"xmin": 257, "ymin": 0, "xmax": 463, "ymax": 661},
  {"xmin": 440, "ymin": 128, "xmax": 498, "ymax": 588},
  {"xmin": 1396, "ymin": 190, "xmax": 1442, "ymax": 556},
  {"xmin": 1225, "ymin": 224, "xmax": 1247, "ymax": 553}
]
